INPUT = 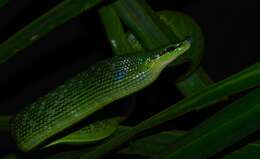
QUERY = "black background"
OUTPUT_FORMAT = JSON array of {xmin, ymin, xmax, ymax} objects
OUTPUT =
[{"xmin": 0, "ymin": 0, "xmax": 259, "ymax": 158}]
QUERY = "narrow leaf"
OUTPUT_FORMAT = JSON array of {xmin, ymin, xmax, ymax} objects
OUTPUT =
[
  {"xmin": 44, "ymin": 126, "xmax": 132, "ymax": 159},
  {"xmin": 113, "ymin": 0, "xmax": 172, "ymax": 50},
  {"xmin": 158, "ymin": 87, "xmax": 260, "ymax": 159},
  {"xmin": 221, "ymin": 140, "xmax": 260, "ymax": 159},
  {"xmin": 118, "ymin": 130, "xmax": 185, "ymax": 156},
  {"xmin": 0, "ymin": 0, "xmax": 103, "ymax": 64}
]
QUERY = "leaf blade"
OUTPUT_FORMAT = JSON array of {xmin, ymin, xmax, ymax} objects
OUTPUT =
[
  {"xmin": 221, "ymin": 140, "xmax": 260, "ymax": 159},
  {"xmin": 159, "ymin": 87, "xmax": 260, "ymax": 159},
  {"xmin": 0, "ymin": 0, "xmax": 103, "ymax": 64}
]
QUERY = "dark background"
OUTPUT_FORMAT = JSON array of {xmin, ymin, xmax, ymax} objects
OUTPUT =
[{"xmin": 0, "ymin": 0, "xmax": 259, "ymax": 158}]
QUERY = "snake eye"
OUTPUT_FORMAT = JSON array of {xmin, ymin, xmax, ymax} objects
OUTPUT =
[
  {"xmin": 164, "ymin": 45, "xmax": 179, "ymax": 52},
  {"xmin": 158, "ymin": 37, "xmax": 192, "ymax": 56},
  {"xmin": 159, "ymin": 44, "xmax": 179, "ymax": 55}
]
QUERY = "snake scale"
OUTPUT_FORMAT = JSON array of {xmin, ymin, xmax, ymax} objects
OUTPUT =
[{"xmin": 10, "ymin": 39, "xmax": 191, "ymax": 152}]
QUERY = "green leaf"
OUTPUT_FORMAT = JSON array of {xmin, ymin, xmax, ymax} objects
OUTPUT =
[
  {"xmin": 44, "ymin": 127, "xmax": 184, "ymax": 159},
  {"xmin": 44, "ymin": 117, "xmax": 124, "ymax": 148},
  {"xmin": 156, "ymin": 87, "xmax": 260, "ymax": 159},
  {"xmin": 44, "ymin": 126, "xmax": 133, "ymax": 159},
  {"xmin": 113, "ymin": 0, "xmax": 172, "ymax": 50},
  {"xmin": 117, "ymin": 130, "xmax": 258, "ymax": 158},
  {"xmin": 0, "ymin": 0, "xmax": 103, "ymax": 64},
  {"xmin": 221, "ymin": 140, "xmax": 260, "ymax": 159},
  {"xmin": 78, "ymin": 61, "xmax": 260, "ymax": 159}
]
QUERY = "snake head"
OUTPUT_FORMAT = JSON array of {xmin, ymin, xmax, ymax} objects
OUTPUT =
[{"xmin": 148, "ymin": 39, "xmax": 191, "ymax": 73}]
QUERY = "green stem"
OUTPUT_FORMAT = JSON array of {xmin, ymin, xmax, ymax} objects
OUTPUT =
[
  {"xmin": 99, "ymin": 5, "xmax": 131, "ymax": 55},
  {"xmin": 113, "ymin": 0, "xmax": 172, "ymax": 50},
  {"xmin": 176, "ymin": 67, "xmax": 214, "ymax": 96}
]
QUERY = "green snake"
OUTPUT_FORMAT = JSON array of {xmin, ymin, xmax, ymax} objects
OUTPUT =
[{"xmin": 10, "ymin": 39, "xmax": 191, "ymax": 152}]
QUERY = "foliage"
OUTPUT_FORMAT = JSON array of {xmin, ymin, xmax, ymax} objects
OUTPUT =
[{"xmin": 0, "ymin": 0, "xmax": 259, "ymax": 158}]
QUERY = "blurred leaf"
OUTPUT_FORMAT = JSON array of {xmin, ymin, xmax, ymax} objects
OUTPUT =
[
  {"xmin": 1, "ymin": 154, "xmax": 16, "ymax": 159},
  {"xmin": 0, "ymin": 0, "xmax": 8, "ymax": 8},
  {"xmin": 176, "ymin": 67, "xmax": 214, "ymax": 96},
  {"xmin": 155, "ymin": 87, "xmax": 260, "ymax": 159},
  {"xmin": 118, "ymin": 130, "xmax": 185, "ymax": 156},
  {"xmin": 0, "ymin": 115, "xmax": 11, "ymax": 131},
  {"xmin": 44, "ymin": 151, "xmax": 83, "ymax": 159},
  {"xmin": 221, "ymin": 140, "xmax": 260, "ymax": 159},
  {"xmin": 125, "ymin": 32, "xmax": 144, "ymax": 52},
  {"xmin": 0, "ymin": 0, "xmax": 103, "ymax": 64},
  {"xmin": 78, "ymin": 61, "xmax": 260, "ymax": 159}
]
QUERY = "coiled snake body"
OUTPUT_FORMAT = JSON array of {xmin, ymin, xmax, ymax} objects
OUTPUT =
[{"xmin": 11, "ymin": 40, "xmax": 190, "ymax": 152}]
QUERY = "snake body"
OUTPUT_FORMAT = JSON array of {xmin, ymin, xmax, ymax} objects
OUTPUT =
[{"xmin": 11, "ymin": 40, "xmax": 190, "ymax": 152}]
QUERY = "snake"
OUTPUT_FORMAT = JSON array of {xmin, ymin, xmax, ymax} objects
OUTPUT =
[{"xmin": 10, "ymin": 39, "xmax": 191, "ymax": 152}]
